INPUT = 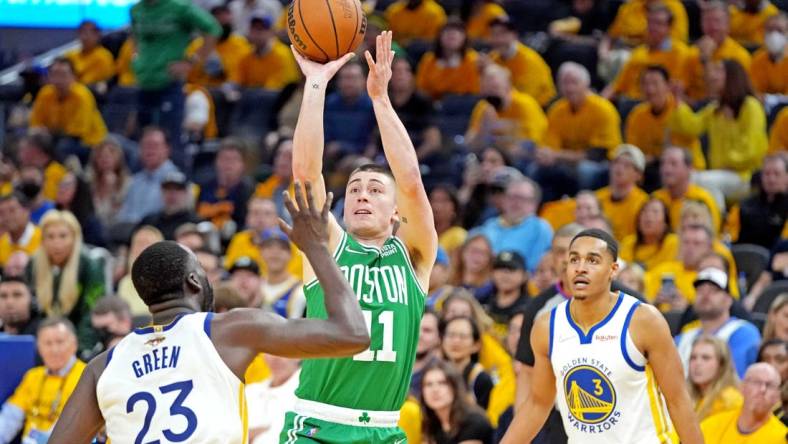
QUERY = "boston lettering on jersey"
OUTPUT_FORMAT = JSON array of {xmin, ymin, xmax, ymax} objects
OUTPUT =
[
  {"xmin": 131, "ymin": 345, "xmax": 181, "ymax": 378},
  {"xmin": 340, "ymin": 263, "xmax": 410, "ymax": 306}
]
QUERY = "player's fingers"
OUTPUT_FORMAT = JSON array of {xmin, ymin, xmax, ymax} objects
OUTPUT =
[
  {"xmin": 376, "ymin": 34, "xmax": 383, "ymax": 62},
  {"xmin": 277, "ymin": 218, "xmax": 293, "ymax": 236},
  {"xmin": 281, "ymin": 189, "xmax": 297, "ymax": 216},
  {"xmin": 293, "ymin": 181, "xmax": 307, "ymax": 211},
  {"xmin": 364, "ymin": 50, "xmax": 375, "ymax": 69},
  {"xmin": 304, "ymin": 181, "xmax": 317, "ymax": 215},
  {"xmin": 322, "ymin": 191, "xmax": 334, "ymax": 220}
]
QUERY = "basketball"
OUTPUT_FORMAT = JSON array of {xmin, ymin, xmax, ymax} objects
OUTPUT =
[{"xmin": 287, "ymin": 0, "xmax": 367, "ymax": 63}]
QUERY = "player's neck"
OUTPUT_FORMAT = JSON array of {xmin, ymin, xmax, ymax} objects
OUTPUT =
[
  {"xmin": 351, "ymin": 231, "xmax": 389, "ymax": 250},
  {"xmin": 149, "ymin": 302, "xmax": 198, "ymax": 326},
  {"xmin": 570, "ymin": 291, "xmax": 618, "ymax": 331}
]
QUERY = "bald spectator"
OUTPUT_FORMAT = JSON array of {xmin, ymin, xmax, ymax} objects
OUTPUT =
[
  {"xmin": 700, "ymin": 363, "xmax": 787, "ymax": 442},
  {"xmin": 0, "ymin": 277, "xmax": 40, "ymax": 336}
]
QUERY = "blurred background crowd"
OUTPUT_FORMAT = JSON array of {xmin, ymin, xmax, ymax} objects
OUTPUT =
[{"xmin": 0, "ymin": 0, "xmax": 787, "ymax": 443}]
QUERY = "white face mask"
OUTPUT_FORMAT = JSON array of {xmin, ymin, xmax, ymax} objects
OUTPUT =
[{"xmin": 764, "ymin": 31, "xmax": 786, "ymax": 56}]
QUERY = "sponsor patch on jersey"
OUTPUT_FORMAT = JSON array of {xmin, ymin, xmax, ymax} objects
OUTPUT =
[
  {"xmin": 562, "ymin": 363, "xmax": 622, "ymax": 433},
  {"xmin": 144, "ymin": 336, "xmax": 166, "ymax": 347}
]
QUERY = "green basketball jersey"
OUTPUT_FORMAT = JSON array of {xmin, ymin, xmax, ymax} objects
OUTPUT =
[{"xmin": 295, "ymin": 231, "xmax": 426, "ymax": 411}]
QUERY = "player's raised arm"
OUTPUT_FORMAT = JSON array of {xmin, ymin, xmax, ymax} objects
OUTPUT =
[
  {"xmin": 500, "ymin": 312, "xmax": 556, "ymax": 443},
  {"xmin": 364, "ymin": 31, "xmax": 438, "ymax": 284},
  {"xmin": 48, "ymin": 353, "xmax": 108, "ymax": 444},
  {"xmin": 216, "ymin": 182, "xmax": 369, "ymax": 358},
  {"xmin": 630, "ymin": 304, "xmax": 704, "ymax": 444}
]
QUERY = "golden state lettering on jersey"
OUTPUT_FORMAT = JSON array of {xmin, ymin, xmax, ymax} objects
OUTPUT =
[
  {"xmin": 558, "ymin": 358, "xmax": 622, "ymax": 434},
  {"xmin": 131, "ymin": 345, "xmax": 181, "ymax": 378}
]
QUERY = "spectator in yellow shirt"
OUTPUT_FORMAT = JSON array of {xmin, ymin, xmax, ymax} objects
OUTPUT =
[
  {"xmin": 187, "ymin": 5, "xmax": 252, "ymax": 87},
  {"xmin": 464, "ymin": 0, "xmax": 508, "ymax": 42},
  {"xmin": 65, "ymin": 20, "xmax": 115, "ymax": 86},
  {"xmin": 605, "ymin": 4, "xmax": 692, "ymax": 100},
  {"xmin": 620, "ymin": 198, "xmax": 679, "ymax": 270},
  {"xmin": 686, "ymin": 335, "xmax": 743, "ymax": 421},
  {"xmin": 534, "ymin": 62, "xmax": 621, "ymax": 200},
  {"xmin": 700, "ymin": 363, "xmax": 787, "ymax": 443},
  {"xmin": 28, "ymin": 58, "xmax": 107, "ymax": 157},
  {"xmin": 465, "ymin": 65, "xmax": 547, "ymax": 150},
  {"xmin": 729, "ymin": 0, "xmax": 780, "ymax": 47},
  {"xmin": 488, "ymin": 18, "xmax": 555, "ymax": 107},
  {"xmin": 416, "ymin": 21, "xmax": 481, "ymax": 100},
  {"xmin": 749, "ymin": 13, "xmax": 788, "ymax": 95},
  {"xmin": 115, "ymin": 37, "xmax": 136, "ymax": 87},
  {"xmin": 0, "ymin": 318, "xmax": 85, "ymax": 442},
  {"xmin": 684, "ymin": 2, "xmax": 752, "ymax": 101},
  {"xmin": 17, "ymin": 130, "xmax": 67, "ymax": 202},
  {"xmin": 596, "ymin": 145, "xmax": 650, "ymax": 241},
  {"xmin": 608, "ymin": 0, "xmax": 689, "ymax": 45},
  {"xmin": 385, "ymin": 0, "xmax": 447, "ymax": 45},
  {"xmin": 670, "ymin": 60, "xmax": 768, "ymax": 201},
  {"xmin": 769, "ymin": 105, "xmax": 788, "ymax": 153},
  {"xmin": 235, "ymin": 15, "xmax": 298, "ymax": 90},
  {"xmin": 653, "ymin": 146, "xmax": 721, "ymax": 234},
  {"xmin": 0, "ymin": 192, "xmax": 41, "ymax": 268}
]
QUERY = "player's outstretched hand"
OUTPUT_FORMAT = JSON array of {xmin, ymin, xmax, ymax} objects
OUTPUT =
[
  {"xmin": 291, "ymin": 46, "xmax": 355, "ymax": 83},
  {"xmin": 279, "ymin": 181, "xmax": 333, "ymax": 253},
  {"xmin": 364, "ymin": 30, "xmax": 395, "ymax": 100}
]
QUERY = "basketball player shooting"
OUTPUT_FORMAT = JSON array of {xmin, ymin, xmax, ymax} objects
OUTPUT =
[
  {"xmin": 501, "ymin": 229, "xmax": 703, "ymax": 444},
  {"xmin": 47, "ymin": 182, "xmax": 371, "ymax": 444},
  {"xmin": 280, "ymin": 31, "xmax": 437, "ymax": 443}
]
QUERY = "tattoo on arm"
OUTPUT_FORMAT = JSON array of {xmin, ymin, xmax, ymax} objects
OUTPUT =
[{"xmin": 312, "ymin": 83, "xmax": 320, "ymax": 89}]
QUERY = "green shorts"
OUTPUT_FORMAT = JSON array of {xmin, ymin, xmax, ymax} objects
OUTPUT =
[{"xmin": 279, "ymin": 408, "xmax": 406, "ymax": 443}]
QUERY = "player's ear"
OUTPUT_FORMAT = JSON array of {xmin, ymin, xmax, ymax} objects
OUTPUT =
[
  {"xmin": 609, "ymin": 260, "xmax": 620, "ymax": 279},
  {"xmin": 184, "ymin": 272, "xmax": 203, "ymax": 295}
]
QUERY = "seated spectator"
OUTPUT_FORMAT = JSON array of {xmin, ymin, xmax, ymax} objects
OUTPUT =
[
  {"xmin": 548, "ymin": 0, "xmax": 611, "ymax": 41},
  {"xmin": 483, "ymin": 252, "xmax": 529, "ymax": 343},
  {"xmin": 228, "ymin": 256, "xmax": 263, "ymax": 308},
  {"xmin": 26, "ymin": 210, "xmax": 105, "ymax": 352},
  {"xmin": 86, "ymin": 138, "xmax": 131, "ymax": 228},
  {"xmin": 684, "ymin": 1, "xmax": 752, "ymax": 101},
  {"xmin": 670, "ymin": 60, "xmax": 768, "ymax": 201},
  {"xmin": 0, "ymin": 192, "xmax": 41, "ymax": 269},
  {"xmin": 440, "ymin": 316, "xmax": 494, "ymax": 409},
  {"xmin": 389, "ymin": 57, "xmax": 441, "ymax": 164},
  {"xmin": 55, "ymin": 172, "xmax": 105, "ymax": 247},
  {"xmin": 254, "ymin": 138, "xmax": 295, "ymax": 220},
  {"xmin": 769, "ymin": 106, "xmax": 788, "ymax": 153},
  {"xmin": 463, "ymin": 0, "xmax": 508, "ymax": 42},
  {"xmin": 117, "ymin": 127, "xmax": 180, "ymax": 224},
  {"xmin": 194, "ymin": 248, "xmax": 223, "ymax": 285},
  {"xmin": 258, "ymin": 229, "xmax": 304, "ymax": 318},
  {"xmin": 534, "ymin": 62, "xmax": 621, "ymax": 196},
  {"xmin": 416, "ymin": 20, "xmax": 481, "ymax": 100},
  {"xmin": 0, "ymin": 277, "xmax": 41, "ymax": 336},
  {"xmin": 17, "ymin": 166, "xmax": 56, "ymax": 225},
  {"xmin": 420, "ymin": 360, "xmax": 494, "ymax": 444},
  {"xmin": 224, "ymin": 196, "xmax": 302, "ymax": 277},
  {"xmin": 459, "ymin": 148, "xmax": 516, "ymax": 227},
  {"xmin": 449, "ymin": 234, "xmax": 494, "ymax": 295},
  {"xmin": 140, "ymin": 172, "xmax": 203, "ymax": 240},
  {"xmin": 726, "ymin": 154, "xmax": 787, "ymax": 249},
  {"xmin": 758, "ymin": 339, "xmax": 788, "ymax": 384},
  {"xmin": 429, "ymin": 184, "xmax": 467, "ymax": 255},
  {"xmin": 595, "ymin": 144, "xmax": 649, "ymax": 241},
  {"xmin": 384, "ymin": 0, "xmax": 447, "ymax": 46},
  {"xmin": 235, "ymin": 15, "xmax": 298, "ymax": 90},
  {"xmin": 65, "ymin": 20, "xmax": 115, "ymax": 86},
  {"xmin": 487, "ymin": 18, "xmax": 555, "ymax": 107},
  {"xmin": 16, "ymin": 130, "xmax": 67, "ymax": 201},
  {"xmin": 700, "ymin": 363, "xmax": 787, "ymax": 442},
  {"xmin": 245, "ymin": 355, "xmax": 300, "ymax": 444},
  {"xmin": 473, "ymin": 178, "xmax": 553, "ymax": 275},
  {"xmin": 83, "ymin": 296, "xmax": 132, "ymax": 361},
  {"xmin": 323, "ymin": 62, "xmax": 376, "ymax": 158},
  {"xmin": 729, "ymin": 0, "xmax": 780, "ymax": 47},
  {"xmin": 653, "ymin": 146, "xmax": 721, "ymax": 233},
  {"xmin": 0, "ymin": 318, "xmax": 85, "ymax": 443},
  {"xmin": 529, "ymin": 251, "xmax": 557, "ymax": 296},
  {"xmin": 679, "ymin": 201, "xmax": 739, "ymax": 290},
  {"xmin": 675, "ymin": 268, "xmax": 762, "ymax": 378},
  {"xmin": 605, "ymin": 4, "xmax": 691, "ymax": 100},
  {"xmin": 174, "ymin": 222, "xmax": 205, "ymax": 252},
  {"xmin": 28, "ymin": 57, "xmax": 107, "ymax": 161},
  {"xmin": 762, "ymin": 294, "xmax": 788, "ymax": 342},
  {"xmin": 618, "ymin": 262, "xmax": 646, "ymax": 294},
  {"xmin": 465, "ymin": 64, "xmax": 547, "ymax": 150},
  {"xmin": 228, "ymin": 0, "xmax": 282, "ymax": 36},
  {"xmin": 573, "ymin": 190, "xmax": 602, "ymax": 228},
  {"xmin": 186, "ymin": 5, "xmax": 251, "ymax": 87},
  {"xmin": 411, "ymin": 311, "xmax": 442, "ymax": 396},
  {"xmin": 749, "ymin": 13, "xmax": 788, "ymax": 95},
  {"xmin": 117, "ymin": 225, "xmax": 164, "ymax": 316},
  {"xmin": 620, "ymin": 198, "xmax": 679, "ymax": 270},
  {"xmin": 197, "ymin": 138, "xmax": 255, "ymax": 231},
  {"xmin": 608, "ymin": 0, "xmax": 688, "ymax": 45},
  {"xmin": 213, "ymin": 281, "xmax": 246, "ymax": 313},
  {"xmin": 687, "ymin": 335, "xmax": 743, "ymax": 421}
]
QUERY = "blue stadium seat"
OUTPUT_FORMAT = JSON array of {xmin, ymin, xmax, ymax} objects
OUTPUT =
[
  {"xmin": 102, "ymin": 86, "xmax": 139, "ymax": 134},
  {"xmin": 435, "ymin": 94, "xmax": 479, "ymax": 140},
  {"xmin": 0, "ymin": 335, "xmax": 35, "ymax": 404},
  {"xmin": 503, "ymin": 0, "xmax": 569, "ymax": 33},
  {"xmin": 229, "ymin": 88, "xmax": 279, "ymax": 140}
]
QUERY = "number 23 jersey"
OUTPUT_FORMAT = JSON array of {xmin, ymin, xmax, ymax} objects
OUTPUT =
[{"xmin": 96, "ymin": 313, "xmax": 246, "ymax": 444}]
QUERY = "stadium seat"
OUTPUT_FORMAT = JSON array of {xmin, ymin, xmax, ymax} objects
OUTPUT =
[
  {"xmin": 435, "ymin": 94, "xmax": 480, "ymax": 140},
  {"xmin": 731, "ymin": 243, "xmax": 770, "ymax": 293},
  {"xmin": 752, "ymin": 280, "xmax": 788, "ymax": 315},
  {"xmin": 229, "ymin": 88, "xmax": 279, "ymax": 141},
  {"xmin": 102, "ymin": 86, "xmax": 139, "ymax": 134},
  {"xmin": 503, "ymin": 0, "xmax": 569, "ymax": 33},
  {"xmin": 0, "ymin": 335, "xmax": 36, "ymax": 404}
]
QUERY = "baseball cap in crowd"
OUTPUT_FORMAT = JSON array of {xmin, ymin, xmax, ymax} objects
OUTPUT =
[
  {"xmin": 435, "ymin": 247, "xmax": 449, "ymax": 267},
  {"xmin": 693, "ymin": 268, "xmax": 728, "ymax": 292},
  {"xmin": 259, "ymin": 228, "xmax": 290, "ymax": 248},
  {"xmin": 228, "ymin": 256, "xmax": 260, "ymax": 275},
  {"xmin": 612, "ymin": 144, "xmax": 646, "ymax": 172},
  {"xmin": 493, "ymin": 251, "xmax": 526, "ymax": 271},
  {"xmin": 161, "ymin": 171, "xmax": 188, "ymax": 189},
  {"xmin": 250, "ymin": 14, "xmax": 273, "ymax": 29}
]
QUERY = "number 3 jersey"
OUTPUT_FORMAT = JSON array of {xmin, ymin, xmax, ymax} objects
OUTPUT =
[
  {"xmin": 549, "ymin": 293, "xmax": 675, "ymax": 444},
  {"xmin": 296, "ymin": 231, "xmax": 426, "ymax": 412},
  {"xmin": 96, "ymin": 313, "xmax": 246, "ymax": 444}
]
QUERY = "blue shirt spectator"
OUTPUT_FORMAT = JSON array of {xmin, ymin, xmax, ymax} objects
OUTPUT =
[{"xmin": 324, "ymin": 63, "xmax": 376, "ymax": 156}]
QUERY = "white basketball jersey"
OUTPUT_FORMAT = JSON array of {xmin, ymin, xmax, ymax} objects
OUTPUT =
[
  {"xmin": 549, "ymin": 293, "xmax": 675, "ymax": 444},
  {"xmin": 96, "ymin": 313, "xmax": 247, "ymax": 444}
]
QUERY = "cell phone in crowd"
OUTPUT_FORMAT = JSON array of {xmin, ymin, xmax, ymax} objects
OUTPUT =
[{"xmin": 660, "ymin": 274, "xmax": 676, "ymax": 298}]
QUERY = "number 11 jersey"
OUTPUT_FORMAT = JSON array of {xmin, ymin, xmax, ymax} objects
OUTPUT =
[
  {"xmin": 96, "ymin": 313, "xmax": 246, "ymax": 444},
  {"xmin": 296, "ymin": 231, "xmax": 426, "ymax": 412}
]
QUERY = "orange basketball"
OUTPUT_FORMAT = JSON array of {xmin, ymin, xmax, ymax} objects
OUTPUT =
[{"xmin": 287, "ymin": 0, "xmax": 367, "ymax": 63}]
